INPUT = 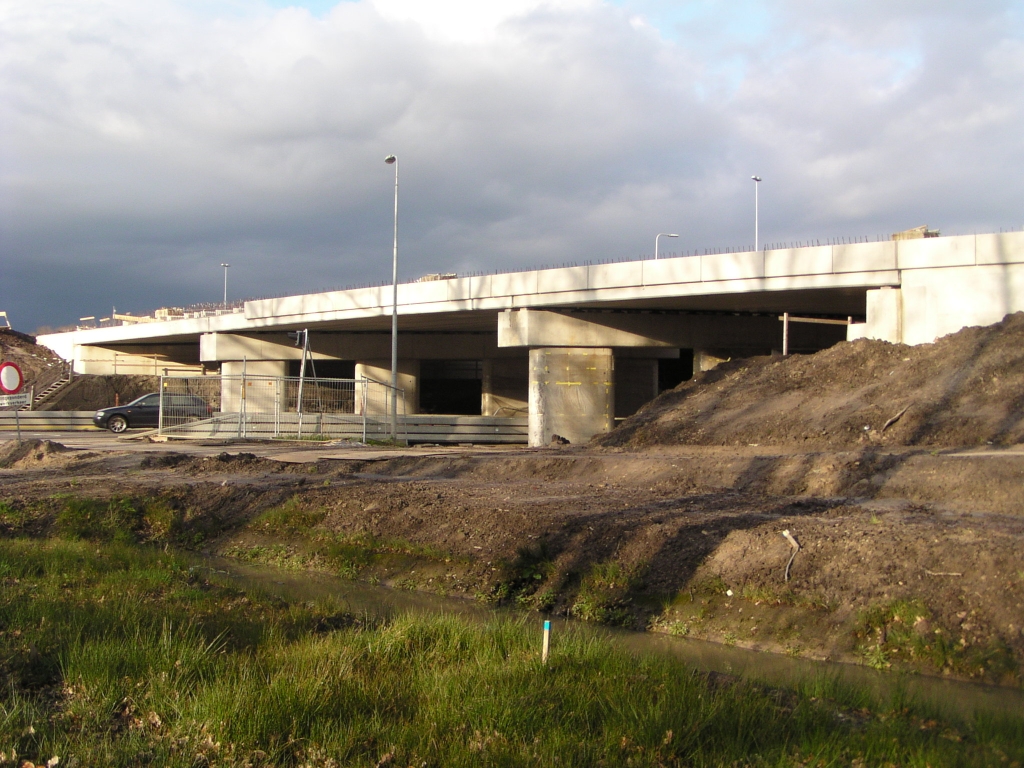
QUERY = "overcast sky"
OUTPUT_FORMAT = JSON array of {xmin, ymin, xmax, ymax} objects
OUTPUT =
[{"xmin": 2, "ymin": 0, "xmax": 1023, "ymax": 333}]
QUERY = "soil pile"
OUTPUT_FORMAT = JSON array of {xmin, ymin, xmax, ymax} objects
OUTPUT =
[
  {"xmin": 0, "ymin": 439, "xmax": 71, "ymax": 468},
  {"xmin": 0, "ymin": 329, "xmax": 63, "ymax": 385},
  {"xmin": 600, "ymin": 312, "xmax": 1024, "ymax": 449}
]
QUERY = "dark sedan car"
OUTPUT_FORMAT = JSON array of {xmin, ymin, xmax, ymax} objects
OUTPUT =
[{"xmin": 93, "ymin": 393, "xmax": 212, "ymax": 433}]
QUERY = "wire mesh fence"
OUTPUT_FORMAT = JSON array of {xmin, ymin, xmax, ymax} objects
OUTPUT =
[{"xmin": 157, "ymin": 374, "xmax": 406, "ymax": 441}]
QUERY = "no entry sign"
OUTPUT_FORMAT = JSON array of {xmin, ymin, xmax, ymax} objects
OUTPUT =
[{"xmin": 0, "ymin": 361, "xmax": 24, "ymax": 394}]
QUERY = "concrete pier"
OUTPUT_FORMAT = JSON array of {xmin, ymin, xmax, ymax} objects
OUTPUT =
[{"xmin": 528, "ymin": 348, "xmax": 613, "ymax": 447}]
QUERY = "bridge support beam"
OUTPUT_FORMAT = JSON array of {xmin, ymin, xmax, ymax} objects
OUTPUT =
[
  {"xmin": 221, "ymin": 360, "xmax": 286, "ymax": 413},
  {"xmin": 355, "ymin": 360, "xmax": 420, "ymax": 414},
  {"xmin": 529, "ymin": 348, "xmax": 613, "ymax": 447}
]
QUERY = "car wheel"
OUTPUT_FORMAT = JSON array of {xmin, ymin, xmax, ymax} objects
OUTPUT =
[{"xmin": 108, "ymin": 415, "xmax": 128, "ymax": 433}]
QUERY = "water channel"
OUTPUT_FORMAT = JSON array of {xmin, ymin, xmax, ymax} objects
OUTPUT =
[{"xmin": 197, "ymin": 554, "xmax": 1023, "ymax": 722}]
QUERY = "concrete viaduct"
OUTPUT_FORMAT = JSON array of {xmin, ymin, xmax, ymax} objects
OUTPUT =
[{"xmin": 40, "ymin": 231, "xmax": 1024, "ymax": 446}]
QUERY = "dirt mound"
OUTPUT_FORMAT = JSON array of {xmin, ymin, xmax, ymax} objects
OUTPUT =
[
  {"xmin": 0, "ymin": 439, "xmax": 71, "ymax": 468},
  {"xmin": 138, "ymin": 453, "xmax": 192, "ymax": 469},
  {"xmin": 0, "ymin": 328, "xmax": 64, "ymax": 385},
  {"xmin": 181, "ymin": 452, "xmax": 296, "ymax": 476},
  {"xmin": 43, "ymin": 374, "xmax": 160, "ymax": 411},
  {"xmin": 599, "ymin": 312, "xmax": 1024, "ymax": 449}
]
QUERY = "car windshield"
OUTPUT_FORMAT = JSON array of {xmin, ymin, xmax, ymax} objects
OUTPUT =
[{"xmin": 127, "ymin": 394, "xmax": 160, "ymax": 406}]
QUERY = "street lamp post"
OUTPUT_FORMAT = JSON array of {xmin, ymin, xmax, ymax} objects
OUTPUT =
[
  {"xmin": 220, "ymin": 263, "xmax": 230, "ymax": 307},
  {"xmin": 655, "ymin": 233, "xmax": 679, "ymax": 260},
  {"xmin": 751, "ymin": 176, "xmax": 762, "ymax": 251},
  {"xmin": 384, "ymin": 155, "xmax": 399, "ymax": 440}
]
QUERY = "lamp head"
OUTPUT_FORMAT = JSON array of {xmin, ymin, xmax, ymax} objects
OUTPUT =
[
  {"xmin": 384, "ymin": 155, "xmax": 397, "ymax": 164},
  {"xmin": 666, "ymin": 233, "xmax": 679, "ymax": 238},
  {"xmin": 752, "ymin": 176, "xmax": 761, "ymax": 182},
  {"xmin": 221, "ymin": 263, "xmax": 230, "ymax": 268}
]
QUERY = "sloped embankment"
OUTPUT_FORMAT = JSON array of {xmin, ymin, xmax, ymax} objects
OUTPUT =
[
  {"xmin": 598, "ymin": 312, "xmax": 1024, "ymax": 449},
  {"xmin": 0, "ymin": 328, "xmax": 63, "ymax": 384},
  {"xmin": 39, "ymin": 373, "xmax": 160, "ymax": 411}
]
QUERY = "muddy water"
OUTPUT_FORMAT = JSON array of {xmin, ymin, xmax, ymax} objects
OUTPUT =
[{"xmin": 196, "ymin": 555, "xmax": 1023, "ymax": 721}]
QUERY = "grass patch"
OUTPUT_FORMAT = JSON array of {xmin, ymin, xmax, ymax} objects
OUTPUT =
[
  {"xmin": 227, "ymin": 525, "xmax": 454, "ymax": 583},
  {"xmin": 273, "ymin": 432, "xmax": 334, "ymax": 442},
  {"xmin": 488, "ymin": 543, "xmax": 557, "ymax": 610},
  {"xmin": 248, "ymin": 497, "xmax": 327, "ymax": 535},
  {"xmin": 0, "ymin": 500, "xmax": 30, "ymax": 533},
  {"xmin": 570, "ymin": 561, "xmax": 641, "ymax": 627},
  {"xmin": 855, "ymin": 599, "xmax": 1018, "ymax": 682},
  {"xmin": 54, "ymin": 496, "xmax": 143, "ymax": 544},
  {"xmin": 0, "ymin": 538, "xmax": 1021, "ymax": 767}
]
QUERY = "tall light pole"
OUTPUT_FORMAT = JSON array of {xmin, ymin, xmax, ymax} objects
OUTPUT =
[
  {"xmin": 220, "ymin": 263, "xmax": 230, "ymax": 307},
  {"xmin": 655, "ymin": 233, "xmax": 679, "ymax": 260},
  {"xmin": 384, "ymin": 154, "xmax": 399, "ymax": 440},
  {"xmin": 751, "ymin": 176, "xmax": 762, "ymax": 251}
]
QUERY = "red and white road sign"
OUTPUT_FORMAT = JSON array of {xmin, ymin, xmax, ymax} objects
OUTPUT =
[{"xmin": 0, "ymin": 361, "xmax": 24, "ymax": 394}]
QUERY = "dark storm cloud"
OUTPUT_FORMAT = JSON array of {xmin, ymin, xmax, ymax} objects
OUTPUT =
[{"xmin": 1, "ymin": 0, "xmax": 1022, "ymax": 332}]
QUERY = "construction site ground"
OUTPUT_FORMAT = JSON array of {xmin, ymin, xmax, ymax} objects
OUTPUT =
[{"xmin": 2, "ymin": 315, "xmax": 1024, "ymax": 687}]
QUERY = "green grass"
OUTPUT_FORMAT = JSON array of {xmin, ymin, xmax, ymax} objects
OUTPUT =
[
  {"xmin": 487, "ymin": 543, "xmax": 557, "ymax": 609},
  {"xmin": 236, "ymin": 497, "xmax": 460, "ymax": 585},
  {"xmin": 570, "ymin": 560, "xmax": 641, "ymax": 626},
  {"xmin": 855, "ymin": 599, "xmax": 1018, "ymax": 681},
  {"xmin": 249, "ymin": 497, "xmax": 328, "ymax": 535},
  {"xmin": 1, "ymin": 539, "xmax": 1022, "ymax": 767}
]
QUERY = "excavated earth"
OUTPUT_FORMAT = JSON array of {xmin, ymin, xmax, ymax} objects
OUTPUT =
[
  {"xmin": 0, "ymin": 328, "xmax": 63, "ymax": 384},
  {"xmin": 2, "ymin": 315, "xmax": 1024, "ymax": 687},
  {"xmin": 0, "ymin": 328, "xmax": 158, "ymax": 410}
]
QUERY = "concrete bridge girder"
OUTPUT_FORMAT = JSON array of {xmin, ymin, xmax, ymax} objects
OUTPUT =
[
  {"xmin": 199, "ymin": 331, "xmax": 521, "ymax": 363},
  {"xmin": 72, "ymin": 343, "xmax": 202, "ymax": 375},
  {"xmin": 500, "ymin": 308, "xmax": 850, "ymax": 444},
  {"xmin": 43, "ymin": 231, "xmax": 1024, "ymax": 446},
  {"xmin": 497, "ymin": 308, "xmax": 846, "ymax": 351}
]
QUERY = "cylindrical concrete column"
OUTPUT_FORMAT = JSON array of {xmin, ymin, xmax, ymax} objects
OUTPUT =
[{"xmin": 528, "ymin": 347, "xmax": 613, "ymax": 447}]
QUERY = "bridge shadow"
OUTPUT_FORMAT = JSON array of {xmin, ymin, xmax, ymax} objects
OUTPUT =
[{"xmin": 506, "ymin": 486, "xmax": 839, "ymax": 628}]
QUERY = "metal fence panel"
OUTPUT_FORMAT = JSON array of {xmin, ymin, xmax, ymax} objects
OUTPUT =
[{"xmin": 157, "ymin": 375, "xmax": 405, "ymax": 441}]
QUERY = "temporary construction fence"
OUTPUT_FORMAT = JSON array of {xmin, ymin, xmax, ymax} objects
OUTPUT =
[{"xmin": 157, "ymin": 374, "xmax": 407, "ymax": 441}]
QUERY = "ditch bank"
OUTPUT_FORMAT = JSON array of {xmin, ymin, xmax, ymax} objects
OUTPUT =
[{"xmin": 1, "ymin": 442, "xmax": 1022, "ymax": 686}]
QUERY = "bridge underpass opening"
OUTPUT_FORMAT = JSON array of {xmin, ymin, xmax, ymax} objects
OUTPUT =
[
  {"xmin": 419, "ymin": 360, "xmax": 483, "ymax": 415},
  {"xmin": 658, "ymin": 353, "xmax": 693, "ymax": 393}
]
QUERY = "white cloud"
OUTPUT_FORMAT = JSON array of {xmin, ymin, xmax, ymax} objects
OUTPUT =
[
  {"xmin": 1, "ymin": 0, "xmax": 1023, "ymax": 330},
  {"xmin": 368, "ymin": 0, "xmax": 598, "ymax": 43}
]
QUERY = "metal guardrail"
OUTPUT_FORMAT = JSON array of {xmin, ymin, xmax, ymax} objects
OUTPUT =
[
  {"xmin": 147, "ymin": 413, "xmax": 528, "ymax": 444},
  {"xmin": 0, "ymin": 411, "xmax": 95, "ymax": 430},
  {"xmin": 396, "ymin": 415, "xmax": 528, "ymax": 444},
  {"xmin": 0, "ymin": 409, "xmax": 529, "ymax": 443},
  {"xmin": 156, "ymin": 374, "xmax": 407, "ymax": 441}
]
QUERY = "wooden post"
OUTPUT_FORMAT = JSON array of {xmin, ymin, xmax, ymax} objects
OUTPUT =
[{"xmin": 542, "ymin": 620, "xmax": 551, "ymax": 664}]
